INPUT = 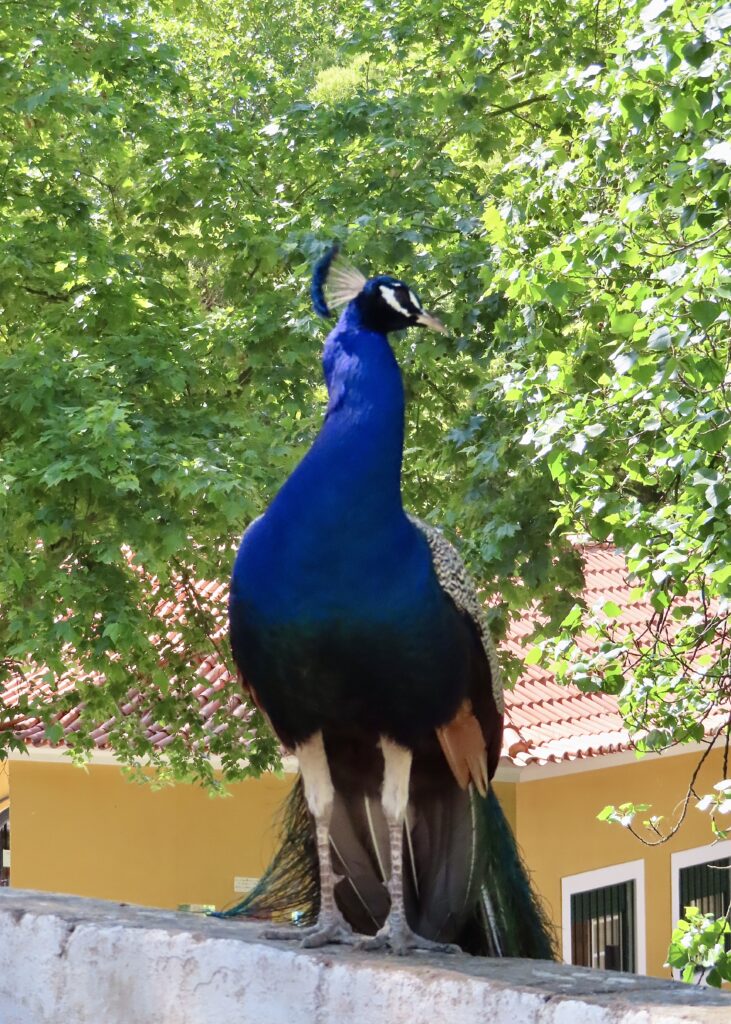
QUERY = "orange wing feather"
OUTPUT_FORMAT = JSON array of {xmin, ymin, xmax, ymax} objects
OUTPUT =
[{"xmin": 436, "ymin": 699, "xmax": 489, "ymax": 797}]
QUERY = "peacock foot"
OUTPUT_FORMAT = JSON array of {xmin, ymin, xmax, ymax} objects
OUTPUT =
[
  {"xmin": 357, "ymin": 916, "xmax": 461, "ymax": 956},
  {"xmin": 265, "ymin": 909, "xmax": 357, "ymax": 948}
]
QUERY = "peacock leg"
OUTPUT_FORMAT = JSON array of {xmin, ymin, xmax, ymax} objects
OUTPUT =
[
  {"xmin": 359, "ymin": 737, "xmax": 461, "ymax": 956},
  {"xmin": 264, "ymin": 731, "xmax": 356, "ymax": 947}
]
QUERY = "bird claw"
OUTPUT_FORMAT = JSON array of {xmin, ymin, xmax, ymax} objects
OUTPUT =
[
  {"xmin": 264, "ymin": 911, "xmax": 357, "ymax": 948},
  {"xmin": 357, "ymin": 918, "xmax": 461, "ymax": 957},
  {"xmin": 301, "ymin": 919, "xmax": 357, "ymax": 948}
]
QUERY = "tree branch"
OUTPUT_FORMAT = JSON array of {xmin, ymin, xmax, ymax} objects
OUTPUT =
[{"xmin": 485, "ymin": 94, "xmax": 549, "ymax": 118}]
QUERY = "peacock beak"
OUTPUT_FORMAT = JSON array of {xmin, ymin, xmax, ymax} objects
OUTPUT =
[{"xmin": 416, "ymin": 310, "xmax": 447, "ymax": 334}]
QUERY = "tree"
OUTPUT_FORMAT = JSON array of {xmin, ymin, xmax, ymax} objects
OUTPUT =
[{"xmin": 1, "ymin": 0, "xmax": 730, "ymax": 978}]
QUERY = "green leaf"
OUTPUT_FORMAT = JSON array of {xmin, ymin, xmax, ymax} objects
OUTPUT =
[
  {"xmin": 524, "ymin": 646, "xmax": 543, "ymax": 665},
  {"xmin": 689, "ymin": 301, "xmax": 721, "ymax": 329},
  {"xmin": 44, "ymin": 724, "xmax": 64, "ymax": 745},
  {"xmin": 681, "ymin": 963, "xmax": 697, "ymax": 983},
  {"xmin": 548, "ymin": 453, "xmax": 566, "ymax": 483},
  {"xmin": 561, "ymin": 605, "xmax": 583, "ymax": 629},
  {"xmin": 611, "ymin": 312, "xmax": 637, "ymax": 335}
]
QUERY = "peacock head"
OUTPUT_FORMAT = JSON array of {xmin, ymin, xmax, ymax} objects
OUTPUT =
[{"xmin": 311, "ymin": 245, "xmax": 446, "ymax": 335}]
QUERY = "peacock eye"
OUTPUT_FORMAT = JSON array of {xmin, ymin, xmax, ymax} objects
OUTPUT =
[
  {"xmin": 395, "ymin": 286, "xmax": 420, "ymax": 313},
  {"xmin": 379, "ymin": 283, "xmax": 415, "ymax": 317},
  {"xmin": 394, "ymin": 286, "xmax": 422, "ymax": 314}
]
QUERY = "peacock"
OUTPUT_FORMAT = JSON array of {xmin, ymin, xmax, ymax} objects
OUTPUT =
[{"xmin": 225, "ymin": 246, "xmax": 555, "ymax": 957}]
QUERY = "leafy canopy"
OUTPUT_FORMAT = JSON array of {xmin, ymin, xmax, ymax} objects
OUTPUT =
[{"xmin": 2, "ymin": 0, "xmax": 730, "ymax": 900}]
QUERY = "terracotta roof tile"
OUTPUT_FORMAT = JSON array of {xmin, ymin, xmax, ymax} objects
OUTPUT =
[{"xmin": 0, "ymin": 543, "xmax": 718, "ymax": 767}]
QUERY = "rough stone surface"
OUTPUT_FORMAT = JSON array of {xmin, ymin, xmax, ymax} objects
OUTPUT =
[{"xmin": 0, "ymin": 889, "xmax": 729, "ymax": 1023}]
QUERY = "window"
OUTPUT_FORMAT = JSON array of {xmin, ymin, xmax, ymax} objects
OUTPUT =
[
  {"xmin": 570, "ymin": 879, "xmax": 635, "ymax": 971},
  {"xmin": 562, "ymin": 860, "xmax": 646, "ymax": 974},
  {"xmin": 672, "ymin": 841, "xmax": 731, "ymax": 930},
  {"xmin": 0, "ymin": 807, "xmax": 9, "ymax": 887},
  {"xmin": 680, "ymin": 857, "xmax": 730, "ymax": 920}
]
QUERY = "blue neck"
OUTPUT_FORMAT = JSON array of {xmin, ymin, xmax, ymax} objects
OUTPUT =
[{"xmin": 271, "ymin": 304, "xmax": 405, "ymax": 526}]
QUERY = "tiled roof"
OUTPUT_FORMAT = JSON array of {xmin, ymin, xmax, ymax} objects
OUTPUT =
[
  {"xmin": 1, "ymin": 575, "xmax": 258, "ymax": 756},
  {"xmin": 502, "ymin": 545, "xmax": 635, "ymax": 766},
  {"xmin": 0, "ymin": 545, "xmax": 716, "ymax": 767}
]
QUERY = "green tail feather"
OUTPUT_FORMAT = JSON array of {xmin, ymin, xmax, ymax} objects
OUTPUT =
[
  {"xmin": 213, "ymin": 777, "xmax": 318, "ymax": 923},
  {"xmin": 476, "ymin": 787, "xmax": 557, "ymax": 959}
]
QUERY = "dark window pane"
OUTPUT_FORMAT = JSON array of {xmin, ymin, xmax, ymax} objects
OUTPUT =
[
  {"xmin": 679, "ymin": 858, "xmax": 730, "ymax": 949},
  {"xmin": 570, "ymin": 879, "xmax": 636, "ymax": 972},
  {"xmin": 0, "ymin": 808, "xmax": 9, "ymax": 887}
]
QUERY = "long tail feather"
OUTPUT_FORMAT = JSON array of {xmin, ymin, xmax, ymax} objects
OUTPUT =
[
  {"xmin": 213, "ymin": 776, "xmax": 318, "ymax": 923},
  {"xmin": 364, "ymin": 795, "xmax": 388, "ymax": 882},
  {"xmin": 475, "ymin": 788, "xmax": 557, "ymax": 958},
  {"xmin": 462, "ymin": 788, "xmax": 478, "ymax": 913},
  {"xmin": 481, "ymin": 888, "xmax": 503, "ymax": 956},
  {"xmin": 404, "ymin": 806, "xmax": 420, "ymax": 899},
  {"xmin": 328, "ymin": 832, "xmax": 381, "ymax": 930},
  {"xmin": 328, "ymin": 790, "xmax": 389, "ymax": 933}
]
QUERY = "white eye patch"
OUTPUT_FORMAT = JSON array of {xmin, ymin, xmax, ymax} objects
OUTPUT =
[
  {"xmin": 379, "ymin": 284, "xmax": 415, "ymax": 318},
  {"xmin": 408, "ymin": 289, "xmax": 423, "ymax": 312}
]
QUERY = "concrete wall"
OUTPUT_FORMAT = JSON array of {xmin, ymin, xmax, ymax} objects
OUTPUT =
[{"xmin": 1, "ymin": 890, "xmax": 729, "ymax": 1024}]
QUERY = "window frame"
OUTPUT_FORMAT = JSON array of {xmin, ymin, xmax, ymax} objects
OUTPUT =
[
  {"xmin": 561, "ymin": 859, "xmax": 646, "ymax": 974},
  {"xmin": 0, "ymin": 806, "xmax": 9, "ymax": 886},
  {"xmin": 671, "ymin": 839, "xmax": 731, "ymax": 924}
]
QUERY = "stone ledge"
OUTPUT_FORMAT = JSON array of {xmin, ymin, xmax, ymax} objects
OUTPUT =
[{"xmin": 1, "ymin": 889, "xmax": 729, "ymax": 1023}]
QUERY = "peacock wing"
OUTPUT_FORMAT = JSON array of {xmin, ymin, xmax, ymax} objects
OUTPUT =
[{"xmin": 408, "ymin": 515, "xmax": 504, "ymax": 791}]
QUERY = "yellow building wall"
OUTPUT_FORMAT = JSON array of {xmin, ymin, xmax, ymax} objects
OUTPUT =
[
  {"xmin": 513, "ymin": 747, "xmax": 727, "ymax": 979},
  {"xmin": 9, "ymin": 760, "xmax": 293, "ymax": 912},
  {"xmin": 492, "ymin": 779, "xmax": 516, "ymax": 832},
  {"xmin": 0, "ymin": 761, "xmax": 9, "ymax": 804}
]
